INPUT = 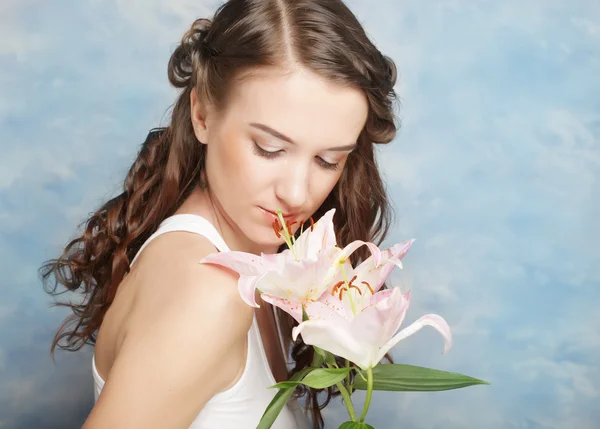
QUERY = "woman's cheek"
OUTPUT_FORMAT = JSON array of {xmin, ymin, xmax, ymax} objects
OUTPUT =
[
  {"xmin": 318, "ymin": 169, "xmax": 343, "ymax": 200},
  {"xmin": 231, "ymin": 143, "xmax": 269, "ymax": 189}
]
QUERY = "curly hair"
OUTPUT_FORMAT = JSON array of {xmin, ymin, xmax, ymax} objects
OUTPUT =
[{"xmin": 40, "ymin": 0, "xmax": 400, "ymax": 427}]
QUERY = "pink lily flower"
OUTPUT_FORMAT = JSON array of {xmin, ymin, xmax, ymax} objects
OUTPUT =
[
  {"xmin": 200, "ymin": 209, "xmax": 346, "ymax": 311},
  {"xmin": 262, "ymin": 237, "xmax": 414, "ymax": 322},
  {"xmin": 292, "ymin": 245, "xmax": 452, "ymax": 370}
]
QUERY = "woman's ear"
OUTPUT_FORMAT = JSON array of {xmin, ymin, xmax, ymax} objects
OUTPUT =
[{"xmin": 190, "ymin": 89, "xmax": 210, "ymax": 144}]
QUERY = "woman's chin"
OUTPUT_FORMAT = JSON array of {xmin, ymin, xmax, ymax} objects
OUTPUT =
[{"xmin": 241, "ymin": 230, "xmax": 285, "ymax": 254}]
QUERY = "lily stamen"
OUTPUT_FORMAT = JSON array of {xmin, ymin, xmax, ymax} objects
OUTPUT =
[
  {"xmin": 272, "ymin": 219, "xmax": 282, "ymax": 238},
  {"xmin": 309, "ymin": 217, "xmax": 315, "ymax": 231},
  {"xmin": 348, "ymin": 285, "xmax": 362, "ymax": 295},
  {"xmin": 331, "ymin": 280, "xmax": 344, "ymax": 296},
  {"xmin": 362, "ymin": 281, "xmax": 374, "ymax": 295}
]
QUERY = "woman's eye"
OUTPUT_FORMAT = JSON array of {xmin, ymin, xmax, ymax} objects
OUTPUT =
[
  {"xmin": 252, "ymin": 141, "xmax": 281, "ymax": 159},
  {"xmin": 253, "ymin": 141, "xmax": 340, "ymax": 171},
  {"xmin": 316, "ymin": 157, "xmax": 340, "ymax": 171}
]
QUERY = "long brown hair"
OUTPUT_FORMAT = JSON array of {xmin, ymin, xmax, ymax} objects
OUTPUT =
[{"xmin": 40, "ymin": 0, "xmax": 399, "ymax": 427}]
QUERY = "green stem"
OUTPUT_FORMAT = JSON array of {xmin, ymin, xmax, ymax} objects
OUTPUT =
[
  {"xmin": 276, "ymin": 210, "xmax": 297, "ymax": 259},
  {"xmin": 345, "ymin": 359, "xmax": 352, "ymax": 395},
  {"xmin": 359, "ymin": 368, "xmax": 374, "ymax": 422},
  {"xmin": 336, "ymin": 382, "xmax": 358, "ymax": 422}
]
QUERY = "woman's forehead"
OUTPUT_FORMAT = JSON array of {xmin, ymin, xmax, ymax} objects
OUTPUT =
[{"xmin": 225, "ymin": 67, "xmax": 369, "ymax": 145}]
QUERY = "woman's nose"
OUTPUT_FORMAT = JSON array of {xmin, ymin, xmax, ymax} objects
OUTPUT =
[{"xmin": 275, "ymin": 163, "xmax": 310, "ymax": 211}]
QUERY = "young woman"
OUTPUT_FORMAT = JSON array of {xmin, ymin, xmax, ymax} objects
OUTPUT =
[{"xmin": 41, "ymin": 0, "xmax": 398, "ymax": 428}]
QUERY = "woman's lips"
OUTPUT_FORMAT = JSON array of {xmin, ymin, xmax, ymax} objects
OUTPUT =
[{"xmin": 259, "ymin": 207, "xmax": 298, "ymax": 220}]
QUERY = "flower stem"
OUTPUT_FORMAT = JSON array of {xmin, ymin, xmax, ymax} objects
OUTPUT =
[
  {"xmin": 359, "ymin": 368, "xmax": 374, "ymax": 422},
  {"xmin": 276, "ymin": 210, "xmax": 297, "ymax": 259},
  {"xmin": 345, "ymin": 359, "xmax": 352, "ymax": 395},
  {"xmin": 336, "ymin": 382, "xmax": 358, "ymax": 422}
]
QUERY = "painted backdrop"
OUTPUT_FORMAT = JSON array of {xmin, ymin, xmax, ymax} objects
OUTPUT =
[{"xmin": 1, "ymin": 0, "xmax": 598, "ymax": 428}]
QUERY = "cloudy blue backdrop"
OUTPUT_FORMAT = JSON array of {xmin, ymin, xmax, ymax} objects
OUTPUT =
[{"xmin": 1, "ymin": 0, "xmax": 598, "ymax": 428}]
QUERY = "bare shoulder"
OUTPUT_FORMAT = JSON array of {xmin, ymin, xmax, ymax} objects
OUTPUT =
[
  {"xmin": 84, "ymin": 231, "xmax": 253, "ymax": 429},
  {"xmin": 130, "ymin": 230, "xmax": 251, "ymax": 322}
]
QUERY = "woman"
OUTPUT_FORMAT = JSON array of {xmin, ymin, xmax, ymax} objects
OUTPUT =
[{"xmin": 41, "ymin": 0, "xmax": 398, "ymax": 428}]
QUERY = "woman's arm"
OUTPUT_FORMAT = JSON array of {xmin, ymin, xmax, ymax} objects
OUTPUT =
[{"xmin": 83, "ymin": 234, "xmax": 253, "ymax": 429}]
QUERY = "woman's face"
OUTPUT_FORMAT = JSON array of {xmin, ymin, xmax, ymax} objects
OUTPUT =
[{"xmin": 191, "ymin": 66, "xmax": 368, "ymax": 253}]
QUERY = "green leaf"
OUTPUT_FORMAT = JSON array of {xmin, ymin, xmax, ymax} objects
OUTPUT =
[
  {"xmin": 311, "ymin": 352, "xmax": 325, "ymax": 368},
  {"xmin": 271, "ymin": 367, "xmax": 353, "ymax": 389},
  {"xmin": 311, "ymin": 346, "xmax": 325, "ymax": 368},
  {"xmin": 302, "ymin": 305, "xmax": 309, "ymax": 322},
  {"xmin": 354, "ymin": 364, "xmax": 490, "ymax": 392},
  {"xmin": 338, "ymin": 422, "xmax": 375, "ymax": 429},
  {"xmin": 313, "ymin": 345, "xmax": 328, "ymax": 359},
  {"xmin": 257, "ymin": 367, "xmax": 312, "ymax": 429},
  {"xmin": 313, "ymin": 345, "xmax": 338, "ymax": 367}
]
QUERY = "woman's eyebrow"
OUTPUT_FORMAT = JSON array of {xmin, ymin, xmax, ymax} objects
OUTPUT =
[
  {"xmin": 249, "ymin": 122, "xmax": 357, "ymax": 151},
  {"xmin": 326, "ymin": 143, "xmax": 357, "ymax": 152},
  {"xmin": 250, "ymin": 122, "xmax": 294, "ymax": 144}
]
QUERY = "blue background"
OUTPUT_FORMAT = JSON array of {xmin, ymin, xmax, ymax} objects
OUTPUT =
[{"xmin": 1, "ymin": 1, "xmax": 598, "ymax": 428}]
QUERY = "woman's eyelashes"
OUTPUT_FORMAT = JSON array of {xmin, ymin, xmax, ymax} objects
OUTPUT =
[
  {"xmin": 251, "ymin": 141, "xmax": 340, "ymax": 171},
  {"xmin": 316, "ymin": 157, "xmax": 340, "ymax": 171},
  {"xmin": 251, "ymin": 141, "xmax": 280, "ymax": 159}
]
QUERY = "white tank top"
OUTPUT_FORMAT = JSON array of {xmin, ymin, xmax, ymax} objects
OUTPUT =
[{"xmin": 92, "ymin": 214, "xmax": 310, "ymax": 428}]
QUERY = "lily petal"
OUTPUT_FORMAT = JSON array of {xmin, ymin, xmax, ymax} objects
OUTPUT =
[
  {"xmin": 255, "ymin": 256, "xmax": 334, "ymax": 300},
  {"xmin": 368, "ymin": 287, "xmax": 397, "ymax": 306},
  {"xmin": 201, "ymin": 251, "xmax": 266, "ymax": 276},
  {"xmin": 350, "ymin": 239, "xmax": 416, "ymax": 294},
  {"xmin": 318, "ymin": 290, "xmax": 352, "ymax": 318},
  {"xmin": 295, "ymin": 209, "xmax": 337, "ymax": 259},
  {"xmin": 303, "ymin": 300, "xmax": 349, "ymax": 323},
  {"xmin": 386, "ymin": 239, "xmax": 415, "ymax": 267},
  {"xmin": 292, "ymin": 319, "xmax": 376, "ymax": 370},
  {"xmin": 261, "ymin": 294, "xmax": 304, "ymax": 323},
  {"xmin": 306, "ymin": 208, "xmax": 337, "ymax": 255},
  {"xmin": 374, "ymin": 313, "xmax": 453, "ymax": 366},
  {"xmin": 350, "ymin": 256, "xmax": 389, "ymax": 295},
  {"xmin": 238, "ymin": 275, "xmax": 261, "ymax": 307},
  {"xmin": 351, "ymin": 288, "xmax": 408, "ymax": 348},
  {"xmin": 337, "ymin": 240, "xmax": 382, "ymax": 267}
]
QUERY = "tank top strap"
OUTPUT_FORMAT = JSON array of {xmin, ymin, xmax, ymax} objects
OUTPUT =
[{"xmin": 130, "ymin": 214, "xmax": 230, "ymax": 267}]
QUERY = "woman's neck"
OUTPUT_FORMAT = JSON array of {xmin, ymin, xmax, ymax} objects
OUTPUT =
[{"xmin": 176, "ymin": 185, "xmax": 280, "ymax": 255}]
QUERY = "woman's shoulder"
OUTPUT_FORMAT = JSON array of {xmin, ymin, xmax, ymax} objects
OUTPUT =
[
  {"xmin": 130, "ymin": 229, "xmax": 252, "ymax": 323},
  {"xmin": 87, "ymin": 231, "xmax": 255, "ymax": 428},
  {"xmin": 118, "ymin": 229, "xmax": 254, "ymax": 385}
]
